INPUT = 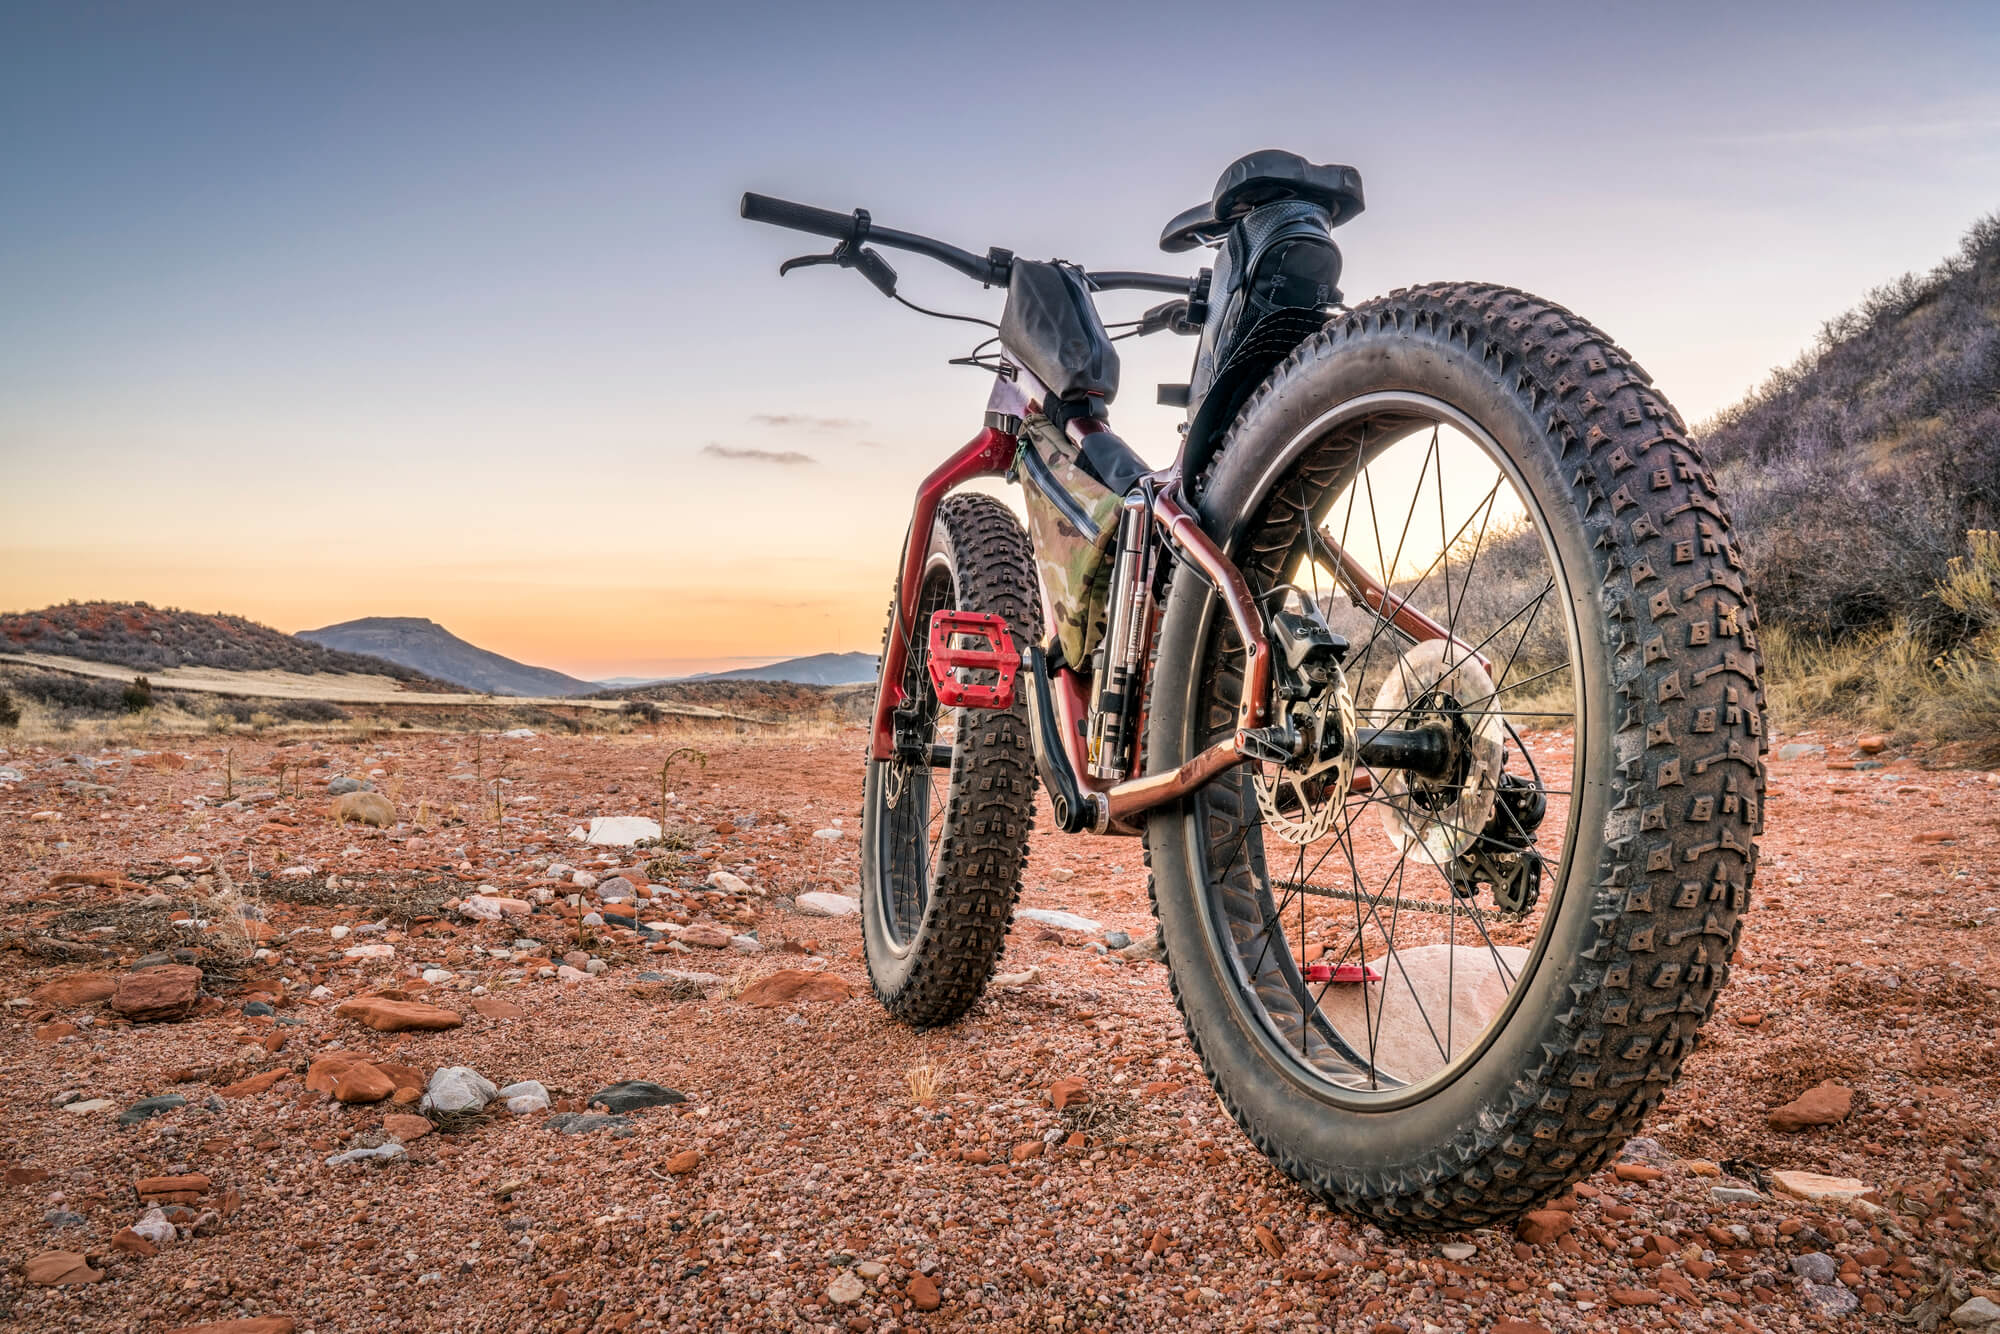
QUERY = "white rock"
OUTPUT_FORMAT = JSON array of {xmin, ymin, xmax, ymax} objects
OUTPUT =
[
  {"xmin": 421, "ymin": 1066, "xmax": 497, "ymax": 1115},
  {"xmin": 1952, "ymin": 1296, "xmax": 2000, "ymax": 1330},
  {"xmin": 501, "ymin": 728, "xmax": 536, "ymax": 739},
  {"xmin": 812, "ymin": 827, "xmax": 843, "ymax": 841},
  {"xmin": 571, "ymin": 870, "xmax": 599, "ymax": 889},
  {"xmin": 1015, "ymin": 908, "xmax": 1102, "ymax": 933},
  {"xmin": 422, "ymin": 968, "xmax": 453, "ymax": 984},
  {"xmin": 329, "ymin": 925, "xmax": 351, "ymax": 941},
  {"xmin": 327, "ymin": 1143, "xmax": 406, "ymax": 1166},
  {"xmin": 498, "ymin": 1080, "xmax": 551, "ymax": 1114},
  {"xmin": 827, "ymin": 1271, "xmax": 865, "ymax": 1304},
  {"xmin": 557, "ymin": 965, "xmax": 593, "ymax": 982},
  {"xmin": 795, "ymin": 891, "xmax": 861, "ymax": 917},
  {"xmin": 458, "ymin": 897, "xmax": 504, "ymax": 923},
  {"xmin": 992, "ymin": 967, "xmax": 1040, "ymax": 988},
  {"xmin": 580, "ymin": 816, "xmax": 662, "ymax": 847},
  {"xmin": 309, "ymin": 985, "xmax": 333, "ymax": 1001},
  {"xmin": 1440, "ymin": 1242, "xmax": 1476, "ymax": 1261},
  {"xmin": 131, "ymin": 1208, "xmax": 177, "ymax": 1245},
  {"xmin": 1771, "ymin": 1170, "xmax": 1872, "ymax": 1203},
  {"xmin": 0, "ymin": 766, "xmax": 24, "ymax": 782},
  {"xmin": 585, "ymin": 958, "xmax": 609, "ymax": 974},
  {"xmin": 344, "ymin": 943, "xmax": 395, "ymax": 960},
  {"xmin": 61, "ymin": 1098, "xmax": 114, "ymax": 1115},
  {"xmin": 277, "ymin": 865, "xmax": 315, "ymax": 881},
  {"xmin": 728, "ymin": 934, "xmax": 763, "ymax": 953},
  {"xmin": 707, "ymin": 871, "xmax": 757, "ymax": 896}
]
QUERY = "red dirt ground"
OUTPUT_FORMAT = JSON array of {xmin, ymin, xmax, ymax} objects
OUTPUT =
[{"xmin": 1, "ymin": 724, "xmax": 1995, "ymax": 1332}]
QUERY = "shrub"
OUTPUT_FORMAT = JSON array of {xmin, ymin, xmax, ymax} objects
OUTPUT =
[
  {"xmin": 122, "ymin": 675, "xmax": 153, "ymax": 712},
  {"xmin": 0, "ymin": 689, "xmax": 17, "ymax": 729}
]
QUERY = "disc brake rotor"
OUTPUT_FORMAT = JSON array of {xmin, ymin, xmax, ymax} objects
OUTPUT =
[
  {"xmin": 1252, "ymin": 671, "xmax": 1358, "ymax": 846},
  {"xmin": 1372, "ymin": 639, "xmax": 1506, "ymax": 862}
]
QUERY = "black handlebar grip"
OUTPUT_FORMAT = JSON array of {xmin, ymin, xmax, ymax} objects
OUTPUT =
[{"xmin": 738, "ymin": 192, "xmax": 857, "ymax": 241}]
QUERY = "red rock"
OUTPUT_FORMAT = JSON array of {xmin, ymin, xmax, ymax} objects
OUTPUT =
[
  {"xmin": 1515, "ymin": 1209, "xmax": 1574, "ymax": 1245},
  {"xmin": 374, "ymin": 1061, "xmax": 425, "ymax": 1097},
  {"xmin": 136, "ymin": 1173, "xmax": 211, "ymax": 1199},
  {"xmin": 30, "ymin": 972, "xmax": 117, "ymax": 1006},
  {"xmin": 961, "ymin": 1148, "xmax": 990, "ymax": 1165},
  {"xmin": 1140, "ymin": 1080, "xmax": 1181, "ymax": 1097},
  {"xmin": 1767, "ymin": 1080, "xmax": 1854, "ymax": 1131},
  {"xmin": 34, "ymin": 1021, "xmax": 78, "ymax": 1041},
  {"xmin": 1734, "ymin": 1013, "xmax": 1765, "ymax": 1028},
  {"xmin": 23, "ymin": 1250, "xmax": 104, "ymax": 1285},
  {"xmin": 111, "ymin": 1227, "xmax": 158, "ymax": 1256},
  {"xmin": 1011, "ymin": 1140, "xmax": 1044, "ymax": 1163},
  {"xmin": 332, "ymin": 1063, "xmax": 395, "ymax": 1103},
  {"xmin": 471, "ymin": 995, "xmax": 525, "ymax": 1020},
  {"xmin": 1610, "ymin": 1288, "xmax": 1663, "ymax": 1306},
  {"xmin": 1914, "ymin": 830, "xmax": 1955, "ymax": 844},
  {"xmin": 305, "ymin": 1052, "xmax": 374, "ymax": 1093},
  {"xmin": 162, "ymin": 1322, "xmax": 296, "ymax": 1334},
  {"xmin": 1613, "ymin": 1163, "xmax": 1663, "ymax": 1183},
  {"xmin": 5, "ymin": 1166, "xmax": 51, "ymax": 1185},
  {"xmin": 1491, "ymin": 1322, "xmax": 1553, "ymax": 1334},
  {"xmin": 220, "ymin": 1068, "xmax": 287, "ymax": 1099},
  {"xmin": 665, "ymin": 1150, "xmax": 701, "ymax": 1174},
  {"xmin": 1856, "ymin": 734, "xmax": 1889, "ymax": 754},
  {"xmin": 111, "ymin": 964, "xmax": 203, "ymax": 1021},
  {"xmin": 907, "ymin": 1273, "xmax": 940, "ymax": 1311},
  {"xmin": 1048, "ymin": 1076, "xmax": 1088, "ymax": 1110},
  {"xmin": 680, "ymin": 924, "xmax": 733, "ymax": 949},
  {"xmin": 736, "ymin": 969, "xmax": 853, "ymax": 1007},
  {"xmin": 383, "ymin": 1113, "xmax": 432, "ymax": 1141},
  {"xmin": 1252, "ymin": 1224, "xmax": 1283, "ymax": 1258},
  {"xmin": 333, "ymin": 995, "xmax": 463, "ymax": 1032}
]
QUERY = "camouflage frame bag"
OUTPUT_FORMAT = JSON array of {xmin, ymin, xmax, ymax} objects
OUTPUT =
[{"xmin": 1016, "ymin": 412, "xmax": 1123, "ymax": 667}]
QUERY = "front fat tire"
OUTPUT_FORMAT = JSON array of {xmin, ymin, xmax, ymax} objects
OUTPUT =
[
  {"xmin": 1142, "ymin": 284, "xmax": 1767, "ymax": 1230},
  {"xmin": 861, "ymin": 493, "xmax": 1041, "ymax": 1029}
]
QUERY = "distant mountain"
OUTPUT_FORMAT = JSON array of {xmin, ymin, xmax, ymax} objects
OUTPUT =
[
  {"xmin": 0, "ymin": 602, "xmax": 447, "ymax": 686},
  {"xmin": 296, "ymin": 617, "xmax": 596, "ymax": 697},
  {"xmin": 691, "ymin": 652, "xmax": 877, "ymax": 686}
]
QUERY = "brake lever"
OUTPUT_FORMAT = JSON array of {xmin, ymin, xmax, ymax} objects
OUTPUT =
[
  {"xmin": 777, "ymin": 240, "xmax": 899, "ymax": 299},
  {"xmin": 1136, "ymin": 298, "xmax": 1200, "ymax": 337}
]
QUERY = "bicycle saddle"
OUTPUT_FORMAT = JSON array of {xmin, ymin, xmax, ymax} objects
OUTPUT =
[{"xmin": 1159, "ymin": 150, "xmax": 1365, "ymax": 253}]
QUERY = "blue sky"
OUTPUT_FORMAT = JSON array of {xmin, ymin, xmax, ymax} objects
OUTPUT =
[{"xmin": 3, "ymin": 1, "xmax": 1996, "ymax": 676}]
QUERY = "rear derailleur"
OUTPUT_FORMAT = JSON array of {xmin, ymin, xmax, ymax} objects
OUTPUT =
[{"xmin": 1446, "ymin": 771, "xmax": 1548, "ymax": 919}]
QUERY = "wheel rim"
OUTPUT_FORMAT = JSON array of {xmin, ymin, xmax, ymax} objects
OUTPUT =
[
  {"xmin": 872, "ymin": 559, "xmax": 958, "ymax": 953},
  {"xmin": 1189, "ymin": 392, "xmax": 1587, "ymax": 1106}
]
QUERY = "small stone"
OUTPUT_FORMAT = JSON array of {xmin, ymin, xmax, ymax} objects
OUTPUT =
[
  {"xmin": 1515, "ymin": 1210, "xmax": 1573, "ymax": 1245},
  {"xmin": 1440, "ymin": 1241, "xmax": 1476, "ymax": 1261},
  {"xmin": 1253, "ymin": 1225, "xmax": 1284, "ymax": 1259},
  {"xmin": 327, "ymin": 776, "xmax": 363, "ymax": 794},
  {"xmin": 62, "ymin": 1098, "xmax": 114, "ymax": 1115},
  {"xmin": 332, "ymin": 1064, "xmax": 395, "ymax": 1104},
  {"xmin": 334, "ymin": 996, "xmax": 463, "ymax": 1032},
  {"xmin": 812, "ymin": 827, "xmax": 843, "ymax": 841},
  {"xmin": 1771, "ymin": 1170, "xmax": 1871, "ymax": 1203},
  {"xmin": 498, "ymin": 1080, "xmax": 551, "ymax": 1114},
  {"xmin": 1951, "ymin": 1296, "xmax": 2000, "ymax": 1330},
  {"xmin": 1102, "ymin": 930, "xmax": 1132, "ymax": 950},
  {"xmin": 826, "ymin": 1271, "xmax": 865, "ymax": 1304},
  {"xmin": 795, "ymin": 891, "xmax": 860, "ymax": 917},
  {"xmin": 23, "ymin": 1250, "xmax": 104, "ymax": 1285},
  {"xmin": 1048, "ymin": 1076, "xmax": 1088, "ymax": 1111},
  {"xmin": 908, "ymin": 1273, "xmax": 941, "ymax": 1311},
  {"xmin": 1855, "ymin": 734, "xmax": 1889, "ymax": 754},
  {"xmin": 471, "ymin": 995, "xmax": 526, "ymax": 1020},
  {"xmin": 707, "ymin": 870, "xmax": 756, "ymax": 896},
  {"xmin": 420, "ymin": 1066, "xmax": 497, "ymax": 1115},
  {"xmin": 589, "ymin": 1080, "xmax": 686, "ymax": 1113},
  {"xmin": 1767, "ymin": 1080, "xmax": 1854, "ymax": 1131},
  {"xmin": 31, "ymin": 973, "xmax": 118, "ymax": 1007},
  {"xmin": 111, "ymin": 964, "xmax": 202, "ymax": 1021},
  {"xmin": 383, "ymin": 1113, "xmax": 433, "ymax": 1141},
  {"xmin": 1792, "ymin": 1252, "xmax": 1838, "ymax": 1284},
  {"xmin": 325, "ymin": 1143, "xmax": 405, "ymax": 1166},
  {"xmin": 737, "ymin": 969, "xmax": 854, "ymax": 1007},
  {"xmin": 118, "ymin": 1094, "xmax": 187, "ymax": 1125},
  {"xmin": 1015, "ymin": 908, "xmax": 1101, "ymax": 933},
  {"xmin": 546, "ymin": 1112, "xmax": 632, "ymax": 1136},
  {"xmin": 1710, "ymin": 1185, "xmax": 1763, "ymax": 1205},
  {"xmin": 726, "ymin": 935, "xmax": 761, "ymax": 954},
  {"xmin": 664, "ymin": 1149, "xmax": 701, "ymax": 1174},
  {"xmin": 557, "ymin": 965, "xmax": 593, "ymax": 982},
  {"xmin": 421, "ymin": 968, "xmax": 453, "ymax": 984},
  {"xmin": 680, "ymin": 924, "xmax": 732, "ymax": 949},
  {"xmin": 1612, "ymin": 1163, "xmax": 1662, "ymax": 1183},
  {"xmin": 162, "ymin": 1321, "xmax": 297, "ymax": 1334},
  {"xmin": 1775, "ymin": 743, "xmax": 1824, "ymax": 760}
]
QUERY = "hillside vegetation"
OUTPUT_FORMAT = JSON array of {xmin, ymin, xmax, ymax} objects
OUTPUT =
[
  {"xmin": 1699, "ymin": 214, "xmax": 2000, "ymax": 756},
  {"xmin": 0, "ymin": 603, "xmax": 445, "ymax": 685}
]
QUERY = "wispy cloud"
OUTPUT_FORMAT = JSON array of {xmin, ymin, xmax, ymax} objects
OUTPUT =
[
  {"xmin": 703, "ymin": 443, "xmax": 815, "ymax": 466},
  {"xmin": 749, "ymin": 413, "xmax": 864, "ymax": 431}
]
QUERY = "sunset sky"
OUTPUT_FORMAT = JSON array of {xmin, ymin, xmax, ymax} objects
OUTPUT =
[{"xmin": 4, "ymin": 2, "xmax": 1997, "ymax": 679}]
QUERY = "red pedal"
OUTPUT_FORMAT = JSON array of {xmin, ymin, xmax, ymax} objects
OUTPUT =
[
  {"xmin": 926, "ymin": 610, "xmax": 1019, "ymax": 710},
  {"xmin": 1304, "ymin": 962, "xmax": 1383, "ymax": 984}
]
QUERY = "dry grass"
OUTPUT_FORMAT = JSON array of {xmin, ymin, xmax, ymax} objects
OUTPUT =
[
  {"xmin": 905, "ymin": 1060, "xmax": 949, "ymax": 1107},
  {"xmin": 1764, "ymin": 530, "xmax": 2000, "ymax": 761}
]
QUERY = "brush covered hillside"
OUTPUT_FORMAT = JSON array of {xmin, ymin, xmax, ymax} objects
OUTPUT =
[
  {"xmin": 1699, "ymin": 214, "xmax": 2000, "ymax": 755},
  {"xmin": 297, "ymin": 617, "xmax": 595, "ymax": 697},
  {"xmin": 0, "ymin": 602, "xmax": 442, "ymax": 684},
  {"xmin": 693, "ymin": 651, "xmax": 876, "ymax": 686}
]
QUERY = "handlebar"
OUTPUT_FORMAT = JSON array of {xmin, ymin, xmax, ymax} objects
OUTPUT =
[{"xmin": 739, "ymin": 191, "xmax": 1195, "ymax": 296}]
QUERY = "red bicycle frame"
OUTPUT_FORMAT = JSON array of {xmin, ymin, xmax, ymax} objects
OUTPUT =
[{"xmin": 868, "ymin": 363, "xmax": 1276, "ymax": 834}]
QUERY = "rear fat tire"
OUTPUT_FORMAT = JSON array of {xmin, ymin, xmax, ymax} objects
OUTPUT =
[
  {"xmin": 861, "ymin": 493, "xmax": 1042, "ymax": 1028},
  {"xmin": 1142, "ymin": 284, "xmax": 1767, "ymax": 1229}
]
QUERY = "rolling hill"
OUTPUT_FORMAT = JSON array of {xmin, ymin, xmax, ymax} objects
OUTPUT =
[
  {"xmin": 296, "ymin": 617, "xmax": 597, "ymax": 697},
  {"xmin": 0, "ymin": 603, "xmax": 445, "ymax": 684},
  {"xmin": 693, "ymin": 651, "xmax": 876, "ymax": 686}
]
